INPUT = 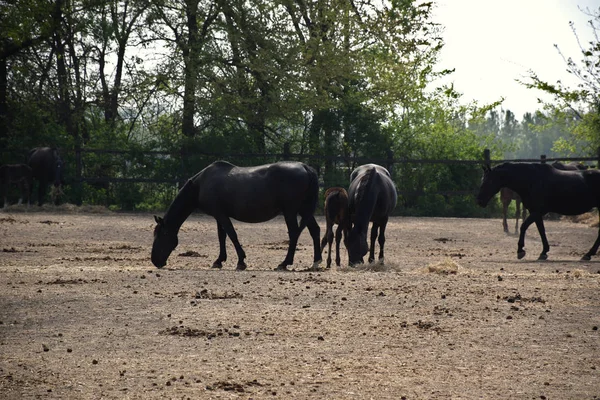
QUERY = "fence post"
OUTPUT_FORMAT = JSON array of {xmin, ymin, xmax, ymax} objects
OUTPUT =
[
  {"xmin": 283, "ymin": 142, "xmax": 290, "ymax": 161},
  {"xmin": 75, "ymin": 142, "xmax": 82, "ymax": 205},
  {"xmin": 597, "ymin": 146, "xmax": 600, "ymax": 169},
  {"xmin": 483, "ymin": 148, "xmax": 491, "ymax": 168},
  {"xmin": 541, "ymin": 154, "xmax": 546, "ymax": 164},
  {"xmin": 386, "ymin": 149, "xmax": 394, "ymax": 175}
]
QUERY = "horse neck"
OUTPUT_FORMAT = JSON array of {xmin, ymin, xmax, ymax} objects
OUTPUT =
[
  {"xmin": 163, "ymin": 180, "xmax": 199, "ymax": 233},
  {"xmin": 497, "ymin": 165, "xmax": 537, "ymax": 195}
]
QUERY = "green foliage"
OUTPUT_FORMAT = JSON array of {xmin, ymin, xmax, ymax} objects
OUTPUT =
[{"xmin": 520, "ymin": 8, "xmax": 600, "ymax": 156}]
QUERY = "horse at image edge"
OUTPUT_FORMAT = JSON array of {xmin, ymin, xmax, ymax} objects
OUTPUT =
[{"xmin": 477, "ymin": 162, "xmax": 600, "ymax": 261}]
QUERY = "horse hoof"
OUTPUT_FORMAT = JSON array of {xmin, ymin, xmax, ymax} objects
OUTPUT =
[
  {"xmin": 517, "ymin": 250, "xmax": 526, "ymax": 259},
  {"xmin": 537, "ymin": 254, "xmax": 548, "ymax": 261},
  {"xmin": 236, "ymin": 262, "xmax": 247, "ymax": 271},
  {"xmin": 275, "ymin": 264, "xmax": 289, "ymax": 272},
  {"xmin": 581, "ymin": 255, "xmax": 592, "ymax": 261},
  {"xmin": 211, "ymin": 262, "xmax": 223, "ymax": 269},
  {"xmin": 309, "ymin": 262, "xmax": 321, "ymax": 271}
]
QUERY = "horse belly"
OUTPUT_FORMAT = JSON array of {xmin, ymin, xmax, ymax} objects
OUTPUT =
[
  {"xmin": 549, "ymin": 198, "xmax": 595, "ymax": 216},
  {"xmin": 228, "ymin": 200, "xmax": 281, "ymax": 223}
]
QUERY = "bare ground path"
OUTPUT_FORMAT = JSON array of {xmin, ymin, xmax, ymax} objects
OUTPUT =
[{"xmin": 0, "ymin": 210, "xmax": 599, "ymax": 399}]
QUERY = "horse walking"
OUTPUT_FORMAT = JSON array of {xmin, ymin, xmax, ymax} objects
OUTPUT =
[
  {"xmin": 500, "ymin": 187, "xmax": 526, "ymax": 234},
  {"xmin": 152, "ymin": 161, "xmax": 322, "ymax": 271},
  {"xmin": 347, "ymin": 164, "xmax": 397, "ymax": 265},
  {"xmin": 28, "ymin": 147, "xmax": 64, "ymax": 206},
  {"xmin": 320, "ymin": 187, "xmax": 350, "ymax": 268},
  {"xmin": 0, "ymin": 164, "xmax": 33, "ymax": 207},
  {"xmin": 477, "ymin": 162, "xmax": 600, "ymax": 261}
]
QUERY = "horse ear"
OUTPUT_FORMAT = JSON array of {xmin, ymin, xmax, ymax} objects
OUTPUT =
[{"xmin": 154, "ymin": 216, "xmax": 163, "ymax": 225}]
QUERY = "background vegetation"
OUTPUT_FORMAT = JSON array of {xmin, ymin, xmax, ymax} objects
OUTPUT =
[{"xmin": 1, "ymin": 0, "xmax": 598, "ymax": 215}]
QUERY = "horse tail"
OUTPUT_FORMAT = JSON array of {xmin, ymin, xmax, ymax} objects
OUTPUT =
[
  {"xmin": 300, "ymin": 164, "xmax": 319, "ymax": 217},
  {"xmin": 358, "ymin": 166, "xmax": 378, "ymax": 200}
]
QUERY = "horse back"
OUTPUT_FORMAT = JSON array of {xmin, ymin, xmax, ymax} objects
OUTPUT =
[
  {"xmin": 528, "ymin": 167, "xmax": 600, "ymax": 215},
  {"xmin": 28, "ymin": 147, "xmax": 62, "ymax": 182},
  {"xmin": 195, "ymin": 161, "xmax": 317, "ymax": 222},
  {"xmin": 349, "ymin": 165, "xmax": 397, "ymax": 222},
  {"xmin": 0, "ymin": 164, "xmax": 33, "ymax": 184},
  {"xmin": 324, "ymin": 187, "xmax": 349, "ymax": 226}
]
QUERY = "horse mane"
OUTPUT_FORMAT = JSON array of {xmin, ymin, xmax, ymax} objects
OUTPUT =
[
  {"xmin": 163, "ymin": 179, "xmax": 198, "ymax": 232},
  {"xmin": 355, "ymin": 167, "xmax": 377, "ymax": 205}
]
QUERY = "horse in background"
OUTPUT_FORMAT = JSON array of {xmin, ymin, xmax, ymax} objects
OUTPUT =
[
  {"xmin": 152, "ymin": 161, "xmax": 322, "ymax": 271},
  {"xmin": 477, "ymin": 162, "xmax": 600, "ymax": 261},
  {"xmin": 320, "ymin": 187, "xmax": 350, "ymax": 268},
  {"xmin": 27, "ymin": 147, "xmax": 64, "ymax": 206},
  {"xmin": 500, "ymin": 187, "xmax": 526, "ymax": 234},
  {"xmin": 552, "ymin": 161, "xmax": 589, "ymax": 171},
  {"xmin": 0, "ymin": 164, "xmax": 33, "ymax": 208},
  {"xmin": 347, "ymin": 164, "xmax": 397, "ymax": 265}
]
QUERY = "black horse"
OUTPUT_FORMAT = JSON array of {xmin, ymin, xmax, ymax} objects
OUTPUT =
[
  {"xmin": 0, "ymin": 164, "xmax": 33, "ymax": 207},
  {"xmin": 27, "ymin": 147, "xmax": 64, "ymax": 206},
  {"xmin": 152, "ymin": 161, "xmax": 322, "ymax": 271},
  {"xmin": 477, "ymin": 162, "xmax": 600, "ymax": 261},
  {"xmin": 346, "ymin": 164, "xmax": 397, "ymax": 265}
]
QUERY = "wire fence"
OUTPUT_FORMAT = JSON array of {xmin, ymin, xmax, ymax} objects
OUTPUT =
[{"xmin": 2, "ymin": 146, "xmax": 599, "ymax": 213}]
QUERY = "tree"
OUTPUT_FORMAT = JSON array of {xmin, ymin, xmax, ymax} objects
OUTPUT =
[{"xmin": 523, "ymin": 7, "xmax": 600, "ymax": 155}]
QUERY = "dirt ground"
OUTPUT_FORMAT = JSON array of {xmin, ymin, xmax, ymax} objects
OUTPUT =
[{"xmin": 0, "ymin": 207, "xmax": 599, "ymax": 399}]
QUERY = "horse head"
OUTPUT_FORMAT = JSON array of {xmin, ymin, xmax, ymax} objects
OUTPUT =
[
  {"xmin": 346, "ymin": 227, "xmax": 368, "ymax": 266},
  {"xmin": 476, "ymin": 164, "xmax": 502, "ymax": 207},
  {"xmin": 151, "ymin": 216, "xmax": 178, "ymax": 268}
]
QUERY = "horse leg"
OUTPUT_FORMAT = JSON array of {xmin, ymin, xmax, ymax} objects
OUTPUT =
[
  {"xmin": 37, "ymin": 179, "xmax": 46, "ymax": 206},
  {"xmin": 517, "ymin": 214, "xmax": 536, "ymax": 259},
  {"xmin": 534, "ymin": 218, "xmax": 550, "ymax": 260},
  {"xmin": 212, "ymin": 222, "xmax": 227, "ymax": 269},
  {"xmin": 502, "ymin": 200, "xmax": 509, "ymax": 233},
  {"xmin": 320, "ymin": 223, "xmax": 333, "ymax": 268},
  {"xmin": 2, "ymin": 182, "xmax": 6, "ymax": 208},
  {"xmin": 334, "ymin": 224, "xmax": 343, "ymax": 267},
  {"xmin": 277, "ymin": 212, "xmax": 300, "ymax": 271},
  {"xmin": 215, "ymin": 216, "xmax": 247, "ymax": 270},
  {"xmin": 304, "ymin": 215, "xmax": 322, "ymax": 269},
  {"xmin": 368, "ymin": 222, "xmax": 379, "ymax": 263},
  {"xmin": 17, "ymin": 181, "xmax": 25, "ymax": 205},
  {"xmin": 377, "ymin": 218, "xmax": 389, "ymax": 263},
  {"xmin": 582, "ymin": 213, "xmax": 600, "ymax": 261},
  {"xmin": 514, "ymin": 199, "xmax": 521, "ymax": 234}
]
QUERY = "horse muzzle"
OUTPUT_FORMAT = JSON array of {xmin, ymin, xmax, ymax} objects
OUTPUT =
[{"xmin": 476, "ymin": 196, "xmax": 488, "ymax": 208}]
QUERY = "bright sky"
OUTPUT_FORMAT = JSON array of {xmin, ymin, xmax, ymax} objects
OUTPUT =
[{"xmin": 433, "ymin": 0, "xmax": 598, "ymax": 118}]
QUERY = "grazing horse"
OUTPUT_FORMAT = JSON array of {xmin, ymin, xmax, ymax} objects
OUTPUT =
[
  {"xmin": 347, "ymin": 164, "xmax": 397, "ymax": 265},
  {"xmin": 152, "ymin": 161, "xmax": 322, "ymax": 271},
  {"xmin": 500, "ymin": 187, "xmax": 526, "ymax": 234},
  {"xmin": 27, "ymin": 147, "xmax": 64, "ymax": 206},
  {"xmin": 0, "ymin": 164, "xmax": 33, "ymax": 207},
  {"xmin": 477, "ymin": 162, "xmax": 600, "ymax": 261},
  {"xmin": 320, "ymin": 187, "xmax": 350, "ymax": 268}
]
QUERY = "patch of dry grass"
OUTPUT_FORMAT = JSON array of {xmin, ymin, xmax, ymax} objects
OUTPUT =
[
  {"xmin": 426, "ymin": 258, "xmax": 461, "ymax": 275},
  {"xmin": 563, "ymin": 211, "xmax": 599, "ymax": 227}
]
